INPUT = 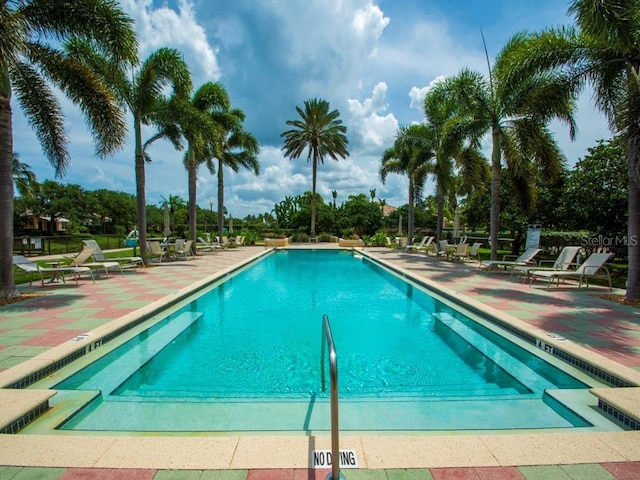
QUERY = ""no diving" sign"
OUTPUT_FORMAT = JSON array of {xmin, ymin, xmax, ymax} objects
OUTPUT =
[{"xmin": 311, "ymin": 450, "xmax": 359, "ymax": 469}]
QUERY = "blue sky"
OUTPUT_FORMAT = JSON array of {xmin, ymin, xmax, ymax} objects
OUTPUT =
[{"xmin": 13, "ymin": 0, "xmax": 610, "ymax": 218}]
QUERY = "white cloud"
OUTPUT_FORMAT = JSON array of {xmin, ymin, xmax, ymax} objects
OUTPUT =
[
  {"xmin": 348, "ymin": 82, "xmax": 399, "ymax": 150},
  {"xmin": 352, "ymin": 2, "xmax": 390, "ymax": 57},
  {"xmin": 120, "ymin": 0, "xmax": 220, "ymax": 81},
  {"xmin": 409, "ymin": 75, "xmax": 448, "ymax": 111}
]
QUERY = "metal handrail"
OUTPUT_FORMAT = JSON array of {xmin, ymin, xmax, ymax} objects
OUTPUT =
[{"xmin": 321, "ymin": 314, "xmax": 341, "ymax": 480}]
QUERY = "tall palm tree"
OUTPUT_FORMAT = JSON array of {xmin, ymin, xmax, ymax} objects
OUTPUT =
[
  {"xmin": 67, "ymin": 43, "xmax": 192, "ymax": 263},
  {"xmin": 0, "ymin": 1, "xmax": 137, "ymax": 298},
  {"xmin": 445, "ymin": 35, "xmax": 578, "ymax": 260},
  {"xmin": 424, "ymin": 78, "xmax": 489, "ymax": 245},
  {"xmin": 153, "ymin": 82, "xmax": 230, "ymax": 247},
  {"xmin": 214, "ymin": 109, "xmax": 260, "ymax": 244},
  {"xmin": 501, "ymin": 0, "xmax": 640, "ymax": 300},
  {"xmin": 380, "ymin": 124, "xmax": 435, "ymax": 243},
  {"xmin": 282, "ymin": 98, "xmax": 350, "ymax": 237}
]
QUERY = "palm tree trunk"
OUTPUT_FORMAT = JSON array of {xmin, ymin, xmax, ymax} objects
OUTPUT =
[
  {"xmin": 408, "ymin": 181, "xmax": 415, "ymax": 245},
  {"xmin": 489, "ymin": 126, "xmax": 502, "ymax": 260},
  {"xmin": 134, "ymin": 119, "xmax": 147, "ymax": 263},
  {"xmin": 311, "ymin": 154, "xmax": 318, "ymax": 237},
  {"xmin": 436, "ymin": 181, "xmax": 444, "ymax": 244},
  {"xmin": 0, "ymin": 85, "xmax": 18, "ymax": 298},
  {"xmin": 187, "ymin": 147, "xmax": 197, "ymax": 254},
  {"xmin": 217, "ymin": 159, "xmax": 224, "ymax": 243},
  {"xmin": 626, "ymin": 133, "xmax": 640, "ymax": 300}
]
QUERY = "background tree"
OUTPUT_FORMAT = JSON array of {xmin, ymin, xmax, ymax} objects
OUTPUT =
[
  {"xmin": 282, "ymin": 98, "xmax": 350, "ymax": 237},
  {"xmin": 337, "ymin": 193, "xmax": 383, "ymax": 237},
  {"xmin": 67, "ymin": 42, "xmax": 192, "ymax": 263},
  {"xmin": 563, "ymin": 137, "xmax": 627, "ymax": 236},
  {"xmin": 380, "ymin": 124, "xmax": 434, "ymax": 244},
  {"xmin": 446, "ymin": 33, "xmax": 577, "ymax": 260},
  {"xmin": 0, "ymin": 1, "xmax": 137, "ymax": 298},
  {"xmin": 12, "ymin": 153, "xmax": 38, "ymax": 199},
  {"xmin": 504, "ymin": 0, "xmax": 640, "ymax": 300},
  {"xmin": 213, "ymin": 109, "xmax": 260, "ymax": 244}
]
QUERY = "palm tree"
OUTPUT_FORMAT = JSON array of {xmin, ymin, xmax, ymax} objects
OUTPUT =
[
  {"xmin": 12, "ymin": 153, "xmax": 38, "ymax": 199},
  {"xmin": 67, "ymin": 43, "xmax": 192, "ymax": 263},
  {"xmin": 380, "ymin": 124, "xmax": 435, "ymax": 244},
  {"xmin": 212, "ymin": 109, "xmax": 260, "ymax": 244},
  {"xmin": 155, "ymin": 82, "xmax": 230, "ymax": 248},
  {"xmin": 501, "ymin": 0, "xmax": 640, "ymax": 300},
  {"xmin": 424, "ymin": 78, "xmax": 489, "ymax": 245},
  {"xmin": 445, "ymin": 35, "xmax": 578, "ymax": 260},
  {"xmin": 281, "ymin": 98, "xmax": 350, "ymax": 237},
  {"xmin": 0, "ymin": 1, "xmax": 137, "ymax": 298}
]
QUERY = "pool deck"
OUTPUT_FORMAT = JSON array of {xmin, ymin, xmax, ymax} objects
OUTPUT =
[{"xmin": 1, "ymin": 244, "xmax": 640, "ymax": 480}]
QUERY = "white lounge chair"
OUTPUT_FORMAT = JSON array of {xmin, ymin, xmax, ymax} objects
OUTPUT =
[
  {"xmin": 529, "ymin": 252, "xmax": 613, "ymax": 290},
  {"xmin": 478, "ymin": 247, "xmax": 541, "ymax": 271},
  {"xmin": 83, "ymin": 240, "xmax": 144, "ymax": 269},
  {"xmin": 68, "ymin": 245, "xmax": 124, "ymax": 277},
  {"xmin": 405, "ymin": 235, "xmax": 429, "ymax": 252},
  {"xmin": 13, "ymin": 255, "xmax": 94, "ymax": 286},
  {"xmin": 512, "ymin": 246, "xmax": 581, "ymax": 280}
]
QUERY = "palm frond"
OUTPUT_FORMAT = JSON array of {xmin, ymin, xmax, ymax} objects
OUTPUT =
[{"xmin": 9, "ymin": 60, "xmax": 69, "ymax": 176}]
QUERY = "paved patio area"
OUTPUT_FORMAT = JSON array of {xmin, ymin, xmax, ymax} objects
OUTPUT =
[{"xmin": 0, "ymin": 245, "xmax": 639, "ymax": 480}]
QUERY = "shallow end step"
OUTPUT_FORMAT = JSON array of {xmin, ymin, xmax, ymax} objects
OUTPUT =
[
  {"xmin": 591, "ymin": 387, "xmax": 640, "ymax": 430},
  {"xmin": 0, "ymin": 389, "xmax": 55, "ymax": 433}
]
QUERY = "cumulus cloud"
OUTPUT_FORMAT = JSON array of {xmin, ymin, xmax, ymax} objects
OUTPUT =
[
  {"xmin": 120, "ymin": 0, "xmax": 220, "ymax": 80},
  {"xmin": 347, "ymin": 82, "xmax": 399, "ymax": 151},
  {"xmin": 409, "ymin": 75, "xmax": 448, "ymax": 111}
]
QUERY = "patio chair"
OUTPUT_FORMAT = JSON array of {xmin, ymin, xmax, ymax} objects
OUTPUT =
[
  {"xmin": 528, "ymin": 252, "xmax": 613, "ymax": 290},
  {"xmin": 451, "ymin": 243, "xmax": 470, "ymax": 262},
  {"xmin": 478, "ymin": 247, "xmax": 541, "ymax": 271},
  {"xmin": 13, "ymin": 255, "xmax": 94, "ymax": 286},
  {"xmin": 83, "ymin": 240, "xmax": 144, "ymax": 269},
  {"xmin": 68, "ymin": 244, "xmax": 124, "ymax": 277},
  {"xmin": 512, "ymin": 246, "xmax": 581, "ymax": 280},
  {"xmin": 148, "ymin": 240, "xmax": 167, "ymax": 263},
  {"xmin": 175, "ymin": 240, "xmax": 194, "ymax": 260},
  {"xmin": 436, "ymin": 239, "xmax": 452, "ymax": 258},
  {"xmin": 468, "ymin": 242, "xmax": 482, "ymax": 262}
]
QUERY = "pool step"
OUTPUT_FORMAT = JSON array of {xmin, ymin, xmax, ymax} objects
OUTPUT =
[
  {"xmin": 433, "ymin": 312, "xmax": 555, "ymax": 393},
  {"xmin": 57, "ymin": 311, "xmax": 202, "ymax": 395}
]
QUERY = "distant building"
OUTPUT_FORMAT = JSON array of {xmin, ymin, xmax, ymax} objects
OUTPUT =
[
  {"xmin": 381, "ymin": 203, "xmax": 397, "ymax": 217},
  {"xmin": 22, "ymin": 213, "xmax": 69, "ymax": 233}
]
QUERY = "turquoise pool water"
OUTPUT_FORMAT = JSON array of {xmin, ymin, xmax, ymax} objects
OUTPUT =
[{"xmin": 48, "ymin": 250, "xmax": 602, "ymax": 432}]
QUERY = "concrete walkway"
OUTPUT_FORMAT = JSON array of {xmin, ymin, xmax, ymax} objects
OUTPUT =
[{"xmin": 0, "ymin": 245, "xmax": 639, "ymax": 479}]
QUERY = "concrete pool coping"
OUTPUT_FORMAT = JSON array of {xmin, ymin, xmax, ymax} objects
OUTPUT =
[{"xmin": 0, "ymin": 244, "xmax": 639, "ymax": 470}]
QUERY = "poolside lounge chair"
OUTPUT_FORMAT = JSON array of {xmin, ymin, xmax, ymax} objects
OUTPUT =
[
  {"xmin": 529, "ymin": 252, "xmax": 613, "ymax": 290},
  {"xmin": 512, "ymin": 246, "xmax": 581, "ymax": 280},
  {"xmin": 405, "ymin": 235, "xmax": 430, "ymax": 252},
  {"xmin": 13, "ymin": 255, "xmax": 94, "ymax": 286},
  {"xmin": 195, "ymin": 236, "xmax": 218, "ymax": 254},
  {"xmin": 68, "ymin": 245, "xmax": 124, "ymax": 277},
  {"xmin": 478, "ymin": 247, "xmax": 541, "ymax": 271},
  {"xmin": 83, "ymin": 240, "xmax": 144, "ymax": 269}
]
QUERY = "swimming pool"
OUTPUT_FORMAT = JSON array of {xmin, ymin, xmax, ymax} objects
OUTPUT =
[{"xmin": 28, "ymin": 249, "xmax": 618, "ymax": 433}]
